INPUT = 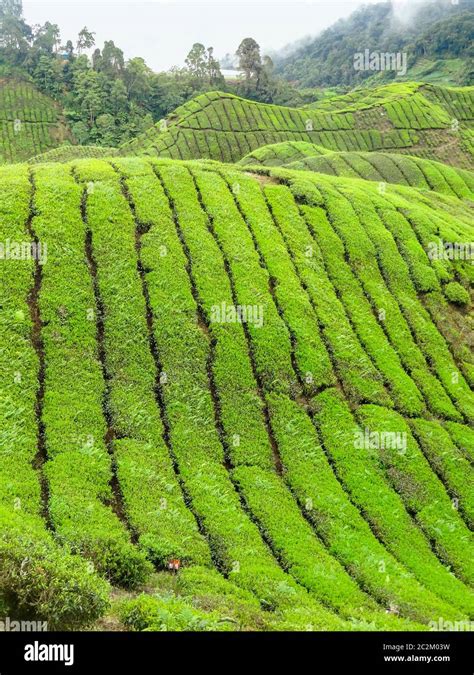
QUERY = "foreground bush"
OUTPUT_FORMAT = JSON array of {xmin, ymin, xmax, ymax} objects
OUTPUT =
[
  {"xmin": 445, "ymin": 281, "xmax": 470, "ymax": 306},
  {"xmin": 0, "ymin": 513, "xmax": 110, "ymax": 630},
  {"xmin": 120, "ymin": 594, "xmax": 236, "ymax": 632}
]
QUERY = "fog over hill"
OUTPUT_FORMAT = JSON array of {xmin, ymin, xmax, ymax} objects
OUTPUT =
[{"xmin": 275, "ymin": 0, "xmax": 474, "ymax": 86}]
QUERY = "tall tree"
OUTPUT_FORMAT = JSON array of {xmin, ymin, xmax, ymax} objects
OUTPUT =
[
  {"xmin": 63, "ymin": 39, "xmax": 74, "ymax": 57},
  {"xmin": 32, "ymin": 22, "xmax": 60, "ymax": 54},
  {"xmin": 74, "ymin": 68, "xmax": 103, "ymax": 125},
  {"xmin": 185, "ymin": 42, "xmax": 207, "ymax": 80},
  {"xmin": 236, "ymin": 37, "xmax": 262, "ymax": 82},
  {"xmin": 123, "ymin": 57, "xmax": 151, "ymax": 102},
  {"xmin": 0, "ymin": 0, "xmax": 31, "ymax": 64},
  {"xmin": 100, "ymin": 40, "xmax": 124, "ymax": 77},
  {"xmin": 91, "ymin": 47, "xmax": 102, "ymax": 71},
  {"xmin": 76, "ymin": 26, "xmax": 95, "ymax": 54},
  {"xmin": 109, "ymin": 78, "xmax": 128, "ymax": 115},
  {"xmin": 0, "ymin": 0, "xmax": 22, "ymax": 19},
  {"xmin": 33, "ymin": 53, "xmax": 62, "ymax": 96},
  {"xmin": 256, "ymin": 54, "xmax": 275, "ymax": 101},
  {"xmin": 206, "ymin": 46, "xmax": 224, "ymax": 86}
]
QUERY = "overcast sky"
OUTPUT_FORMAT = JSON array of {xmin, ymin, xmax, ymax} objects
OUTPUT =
[{"xmin": 21, "ymin": 0, "xmax": 394, "ymax": 71}]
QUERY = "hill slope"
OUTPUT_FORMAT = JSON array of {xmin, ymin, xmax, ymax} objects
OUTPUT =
[
  {"xmin": 239, "ymin": 144, "xmax": 474, "ymax": 198},
  {"xmin": 120, "ymin": 84, "xmax": 474, "ymax": 168},
  {"xmin": 237, "ymin": 140, "xmax": 332, "ymax": 166},
  {"xmin": 28, "ymin": 144, "xmax": 119, "ymax": 164},
  {"xmin": 275, "ymin": 0, "xmax": 474, "ymax": 87},
  {"xmin": 0, "ymin": 79, "xmax": 74, "ymax": 163},
  {"xmin": 21, "ymin": 83, "xmax": 474, "ymax": 169},
  {"xmin": 1, "ymin": 156, "xmax": 473, "ymax": 630}
]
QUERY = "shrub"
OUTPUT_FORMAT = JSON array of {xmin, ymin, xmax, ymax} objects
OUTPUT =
[
  {"xmin": 120, "ymin": 594, "xmax": 233, "ymax": 632},
  {"xmin": 444, "ymin": 281, "xmax": 470, "ymax": 306},
  {"xmin": 0, "ymin": 512, "xmax": 109, "ymax": 630}
]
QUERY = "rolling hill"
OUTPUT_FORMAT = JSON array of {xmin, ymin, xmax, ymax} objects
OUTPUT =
[
  {"xmin": 239, "ymin": 144, "xmax": 474, "ymax": 198},
  {"xmin": 15, "ymin": 82, "xmax": 474, "ymax": 170},
  {"xmin": 119, "ymin": 83, "xmax": 474, "ymax": 168},
  {"xmin": 0, "ymin": 79, "xmax": 74, "ymax": 163},
  {"xmin": 28, "ymin": 144, "xmax": 120, "ymax": 164},
  {"xmin": 1, "ymin": 156, "xmax": 473, "ymax": 631},
  {"xmin": 237, "ymin": 140, "xmax": 332, "ymax": 166}
]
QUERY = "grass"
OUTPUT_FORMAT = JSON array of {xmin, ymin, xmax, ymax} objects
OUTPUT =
[
  {"xmin": 32, "ymin": 163, "xmax": 151, "ymax": 587},
  {"xmin": 72, "ymin": 160, "xmax": 210, "ymax": 570},
  {"xmin": 29, "ymin": 145, "xmax": 119, "ymax": 164}
]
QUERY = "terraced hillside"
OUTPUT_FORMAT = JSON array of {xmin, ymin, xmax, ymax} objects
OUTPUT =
[
  {"xmin": 28, "ymin": 145, "xmax": 119, "ymax": 164},
  {"xmin": 0, "ymin": 79, "xmax": 74, "ymax": 163},
  {"xmin": 121, "ymin": 83, "xmax": 474, "ymax": 168},
  {"xmin": 238, "ymin": 141, "xmax": 332, "ymax": 166},
  {"xmin": 1, "ymin": 156, "xmax": 473, "ymax": 631},
  {"xmin": 239, "ymin": 145, "xmax": 474, "ymax": 199}
]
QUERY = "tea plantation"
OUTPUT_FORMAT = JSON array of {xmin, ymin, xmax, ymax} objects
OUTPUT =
[
  {"xmin": 239, "ymin": 144, "xmax": 474, "ymax": 198},
  {"xmin": 0, "ymin": 153, "xmax": 472, "ymax": 630},
  {"xmin": 17, "ymin": 82, "xmax": 474, "ymax": 172},
  {"xmin": 0, "ymin": 79, "xmax": 73, "ymax": 163},
  {"xmin": 121, "ymin": 83, "xmax": 474, "ymax": 167}
]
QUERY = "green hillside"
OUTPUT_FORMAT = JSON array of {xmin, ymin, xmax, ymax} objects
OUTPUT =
[
  {"xmin": 275, "ymin": 0, "xmax": 474, "ymax": 87},
  {"xmin": 15, "ymin": 82, "xmax": 474, "ymax": 170},
  {"xmin": 286, "ymin": 153, "xmax": 474, "ymax": 199},
  {"xmin": 28, "ymin": 144, "xmax": 120, "ymax": 164},
  {"xmin": 402, "ymin": 58, "xmax": 469, "ymax": 86},
  {"xmin": 0, "ymin": 79, "xmax": 74, "ymax": 163},
  {"xmin": 1, "ymin": 156, "xmax": 473, "ymax": 631},
  {"xmin": 120, "ymin": 84, "xmax": 474, "ymax": 168},
  {"xmin": 237, "ymin": 140, "xmax": 331, "ymax": 166},
  {"xmin": 239, "ymin": 145, "xmax": 474, "ymax": 198}
]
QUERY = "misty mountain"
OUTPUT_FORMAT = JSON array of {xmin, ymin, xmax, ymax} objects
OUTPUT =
[{"xmin": 275, "ymin": 0, "xmax": 474, "ymax": 87}]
